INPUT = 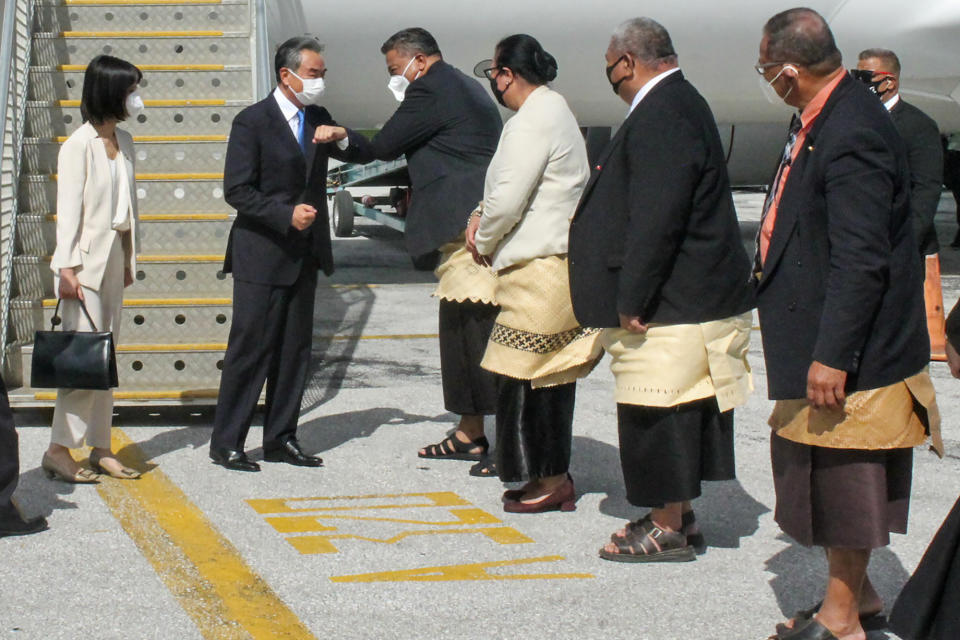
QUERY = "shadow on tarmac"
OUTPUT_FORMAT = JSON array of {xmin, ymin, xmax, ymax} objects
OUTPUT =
[{"xmin": 571, "ymin": 435, "xmax": 771, "ymax": 549}]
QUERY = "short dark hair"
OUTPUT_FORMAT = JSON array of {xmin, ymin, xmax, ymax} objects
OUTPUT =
[
  {"xmin": 858, "ymin": 48, "xmax": 901, "ymax": 76},
  {"xmin": 274, "ymin": 36, "xmax": 324, "ymax": 83},
  {"xmin": 610, "ymin": 18, "xmax": 677, "ymax": 69},
  {"xmin": 80, "ymin": 55, "xmax": 142, "ymax": 125},
  {"xmin": 380, "ymin": 27, "xmax": 441, "ymax": 57},
  {"xmin": 763, "ymin": 8, "xmax": 842, "ymax": 75},
  {"xmin": 495, "ymin": 34, "xmax": 557, "ymax": 85}
]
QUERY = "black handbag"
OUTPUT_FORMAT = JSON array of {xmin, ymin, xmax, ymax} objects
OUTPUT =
[{"xmin": 31, "ymin": 298, "xmax": 118, "ymax": 390}]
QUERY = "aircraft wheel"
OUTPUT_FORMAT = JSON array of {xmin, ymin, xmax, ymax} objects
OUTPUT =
[{"xmin": 332, "ymin": 189, "xmax": 355, "ymax": 237}]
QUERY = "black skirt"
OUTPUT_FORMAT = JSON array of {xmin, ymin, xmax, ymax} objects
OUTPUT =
[
  {"xmin": 616, "ymin": 397, "xmax": 736, "ymax": 507},
  {"xmin": 438, "ymin": 299, "xmax": 499, "ymax": 416},
  {"xmin": 889, "ymin": 496, "xmax": 960, "ymax": 639}
]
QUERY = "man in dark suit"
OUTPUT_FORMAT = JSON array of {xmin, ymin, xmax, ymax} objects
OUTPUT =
[
  {"xmin": 1, "ymin": 375, "xmax": 48, "ymax": 537},
  {"xmin": 568, "ymin": 18, "xmax": 754, "ymax": 563},
  {"xmin": 317, "ymin": 28, "xmax": 503, "ymax": 475},
  {"xmin": 210, "ymin": 37, "xmax": 372, "ymax": 472},
  {"xmin": 856, "ymin": 49, "xmax": 947, "ymax": 358},
  {"xmin": 755, "ymin": 10, "xmax": 940, "ymax": 640}
]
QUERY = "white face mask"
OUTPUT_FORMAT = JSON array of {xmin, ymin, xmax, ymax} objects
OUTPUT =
[
  {"xmin": 759, "ymin": 65, "xmax": 796, "ymax": 105},
  {"xmin": 285, "ymin": 69, "xmax": 326, "ymax": 106},
  {"xmin": 125, "ymin": 90, "xmax": 144, "ymax": 118},
  {"xmin": 387, "ymin": 57, "xmax": 420, "ymax": 102}
]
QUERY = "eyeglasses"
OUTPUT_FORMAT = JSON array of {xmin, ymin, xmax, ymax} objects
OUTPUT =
[
  {"xmin": 754, "ymin": 61, "xmax": 797, "ymax": 75},
  {"xmin": 473, "ymin": 59, "xmax": 501, "ymax": 80}
]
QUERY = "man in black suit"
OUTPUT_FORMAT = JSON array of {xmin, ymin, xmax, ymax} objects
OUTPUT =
[
  {"xmin": 568, "ymin": 18, "xmax": 754, "ymax": 563},
  {"xmin": 755, "ymin": 10, "xmax": 940, "ymax": 639},
  {"xmin": 1, "ymin": 375, "xmax": 48, "ymax": 537},
  {"xmin": 317, "ymin": 28, "xmax": 503, "ymax": 475},
  {"xmin": 855, "ymin": 49, "xmax": 943, "ymax": 257},
  {"xmin": 210, "ymin": 37, "xmax": 372, "ymax": 472}
]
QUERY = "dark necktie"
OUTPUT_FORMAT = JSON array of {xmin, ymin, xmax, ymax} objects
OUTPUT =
[{"xmin": 753, "ymin": 115, "xmax": 803, "ymax": 278}]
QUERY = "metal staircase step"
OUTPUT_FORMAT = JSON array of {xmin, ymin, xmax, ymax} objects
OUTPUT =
[
  {"xmin": 24, "ymin": 136, "xmax": 230, "ymax": 173},
  {"xmin": 29, "ymin": 66, "xmax": 252, "ymax": 100},
  {"xmin": 20, "ymin": 172, "xmax": 230, "ymax": 214},
  {"xmin": 8, "ymin": 295, "xmax": 233, "ymax": 345},
  {"xmin": 26, "ymin": 100, "xmax": 242, "ymax": 137},
  {"xmin": 21, "ymin": 342, "xmax": 228, "ymax": 401},
  {"xmin": 13, "ymin": 254, "xmax": 230, "ymax": 298},
  {"xmin": 34, "ymin": 3, "xmax": 249, "ymax": 33},
  {"xmin": 16, "ymin": 213, "xmax": 233, "ymax": 255},
  {"xmin": 31, "ymin": 33, "xmax": 250, "ymax": 67}
]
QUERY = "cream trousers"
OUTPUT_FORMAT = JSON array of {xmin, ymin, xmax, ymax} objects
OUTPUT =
[{"xmin": 51, "ymin": 234, "xmax": 124, "ymax": 449}]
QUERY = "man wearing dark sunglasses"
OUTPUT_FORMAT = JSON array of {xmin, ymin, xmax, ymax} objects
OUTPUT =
[{"xmin": 855, "ymin": 49, "xmax": 946, "ymax": 358}]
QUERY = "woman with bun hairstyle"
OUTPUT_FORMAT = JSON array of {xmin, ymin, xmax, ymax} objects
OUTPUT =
[
  {"xmin": 466, "ymin": 34, "xmax": 601, "ymax": 513},
  {"xmin": 42, "ymin": 55, "xmax": 143, "ymax": 483}
]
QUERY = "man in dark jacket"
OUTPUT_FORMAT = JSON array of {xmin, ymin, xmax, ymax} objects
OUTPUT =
[
  {"xmin": 318, "ymin": 28, "xmax": 503, "ymax": 475},
  {"xmin": 210, "ymin": 37, "xmax": 373, "ymax": 472},
  {"xmin": 1, "ymin": 376, "xmax": 48, "ymax": 537},
  {"xmin": 755, "ymin": 10, "xmax": 940, "ymax": 640},
  {"xmin": 568, "ymin": 17, "xmax": 755, "ymax": 563}
]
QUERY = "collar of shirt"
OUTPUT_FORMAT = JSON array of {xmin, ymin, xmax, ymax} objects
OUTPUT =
[
  {"xmin": 273, "ymin": 86, "xmax": 302, "ymax": 136},
  {"xmin": 627, "ymin": 67, "xmax": 681, "ymax": 116},
  {"xmin": 884, "ymin": 93, "xmax": 901, "ymax": 111},
  {"xmin": 797, "ymin": 68, "xmax": 846, "ymax": 133}
]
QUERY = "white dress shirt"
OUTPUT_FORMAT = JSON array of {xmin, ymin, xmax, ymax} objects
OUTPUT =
[
  {"xmin": 627, "ymin": 67, "xmax": 681, "ymax": 116},
  {"xmin": 884, "ymin": 93, "xmax": 901, "ymax": 111},
  {"xmin": 272, "ymin": 86, "xmax": 349, "ymax": 149}
]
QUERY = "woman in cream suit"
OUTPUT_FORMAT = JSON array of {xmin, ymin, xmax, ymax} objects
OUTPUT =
[
  {"xmin": 42, "ymin": 55, "xmax": 142, "ymax": 482},
  {"xmin": 466, "ymin": 35, "xmax": 601, "ymax": 513}
]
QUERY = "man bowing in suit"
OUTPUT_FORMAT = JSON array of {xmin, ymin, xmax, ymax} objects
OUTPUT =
[
  {"xmin": 210, "ymin": 37, "xmax": 372, "ymax": 472},
  {"xmin": 568, "ymin": 17, "xmax": 755, "ymax": 563}
]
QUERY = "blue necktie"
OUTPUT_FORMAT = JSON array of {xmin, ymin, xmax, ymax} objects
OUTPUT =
[{"xmin": 296, "ymin": 110, "xmax": 307, "ymax": 154}]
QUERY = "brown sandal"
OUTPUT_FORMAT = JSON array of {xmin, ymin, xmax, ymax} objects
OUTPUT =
[
  {"xmin": 610, "ymin": 510, "xmax": 706, "ymax": 554},
  {"xmin": 600, "ymin": 515, "xmax": 696, "ymax": 563}
]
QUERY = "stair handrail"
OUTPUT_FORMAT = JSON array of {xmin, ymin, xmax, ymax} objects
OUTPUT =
[
  {"xmin": 0, "ymin": 0, "xmax": 36, "ymax": 378},
  {"xmin": 252, "ymin": 0, "xmax": 271, "ymax": 101}
]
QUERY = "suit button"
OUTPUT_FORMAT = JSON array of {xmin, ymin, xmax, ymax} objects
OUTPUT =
[{"xmin": 788, "ymin": 302, "xmax": 797, "ymax": 311}]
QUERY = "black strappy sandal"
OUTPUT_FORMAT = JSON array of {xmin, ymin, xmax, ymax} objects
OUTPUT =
[
  {"xmin": 418, "ymin": 434, "xmax": 489, "ymax": 461},
  {"xmin": 469, "ymin": 454, "xmax": 497, "ymax": 477}
]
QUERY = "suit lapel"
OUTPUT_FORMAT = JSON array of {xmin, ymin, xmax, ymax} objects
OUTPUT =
[
  {"xmin": 264, "ymin": 97, "xmax": 306, "ymax": 168},
  {"xmin": 303, "ymin": 107, "xmax": 320, "ymax": 176}
]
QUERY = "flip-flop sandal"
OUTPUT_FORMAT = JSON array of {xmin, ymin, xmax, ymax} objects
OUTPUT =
[
  {"xmin": 774, "ymin": 601, "xmax": 885, "ymax": 636},
  {"xmin": 469, "ymin": 454, "xmax": 497, "ymax": 477},
  {"xmin": 771, "ymin": 617, "xmax": 838, "ymax": 640},
  {"xmin": 418, "ymin": 434, "xmax": 489, "ymax": 461},
  {"xmin": 599, "ymin": 515, "xmax": 696, "ymax": 563}
]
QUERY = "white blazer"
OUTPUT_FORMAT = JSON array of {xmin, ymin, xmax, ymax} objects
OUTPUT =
[
  {"xmin": 474, "ymin": 86, "xmax": 589, "ymax": 271},
  {"xmin": 50, "ymin": 121, "xmax": 138, "ymax": 291}
]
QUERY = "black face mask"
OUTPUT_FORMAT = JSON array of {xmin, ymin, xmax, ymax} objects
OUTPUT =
[
  {"xmin": 850, "ymin": 69, "xmax": 892, "ymax": 98},
  {"xmin": 489, "ymin": 77, "xmax": 507, "ymax": 107},
  {"xmin": 606, "ymin": 55, "xmax": 628, "ymax": 96}
]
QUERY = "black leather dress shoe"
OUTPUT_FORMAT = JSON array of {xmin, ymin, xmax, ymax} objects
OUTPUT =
[
  {"xmin": 209, "ymin": 447, "xmax": 260, "ymax": 472},
  {"xmin": 263, "ymin": 440, "xmax": 323, "ymax": 467},
  {"xmin": 0, "ymin": 514, "xmax": 49, "ymax": 538}
]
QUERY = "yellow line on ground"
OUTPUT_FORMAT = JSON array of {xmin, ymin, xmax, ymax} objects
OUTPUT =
[
  {"xmin": 60, "ymin": 64, "xmax": 226, "ymax": 71},
  {"xmin": 57, "ymin": 99, "xmax": 226, "ymax": 107},
  {"xmin": 96, "ymin": 429, "xmax": 316, "ymax": 639},
  {"xmin": 61, "ymin": 30, "xmax": 224, "ymax": 37}
]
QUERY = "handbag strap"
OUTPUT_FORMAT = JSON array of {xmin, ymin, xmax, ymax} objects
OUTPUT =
[{"xmin": 50, "ymin": 297, "xmax": 99, "ymax": 332}]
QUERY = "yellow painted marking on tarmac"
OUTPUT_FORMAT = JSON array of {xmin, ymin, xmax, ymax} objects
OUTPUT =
[
  {"xmin": 287, "ymin": 527, "xmax": 533, "ymax": 555},
  {"xmin": 266, "ymin": 507, "xmax": 501, "ymax": 531},
  {"xmin": 61, "ymin": 30, "xmax": 224, "ymax": 37},
  {"xmin": 247, "ymin": 492, "xmax": 471, "ymax": 514},
  {"xmin": 95, "ymin": 430, "xmax": 317, "ymax": 638},
  {"xmin": 60, "ymin": 64, "xmax": 226, "ymax": 71},
  {"xmin": 330, "ymin": 556, "xmax": 593, "ymax": 583},
  {"xmin": 57, "ymin": 98, "xmax": 226, "ymax": 107}
]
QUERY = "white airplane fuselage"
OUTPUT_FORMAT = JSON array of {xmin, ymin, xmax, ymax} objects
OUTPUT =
[{"xmin": 266, "ymin": 1, "xmax": 960, "ymax": 184}]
